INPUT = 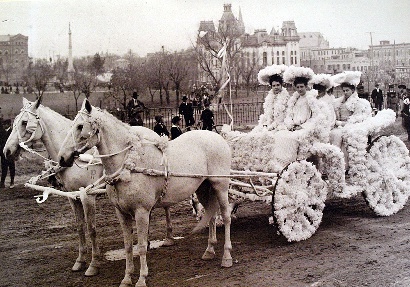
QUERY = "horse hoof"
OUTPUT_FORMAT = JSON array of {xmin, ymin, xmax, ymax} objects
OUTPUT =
[
  {"xmin": 201, "ymin": 250, "xmax": 215, "ymax": 260},
  {"xmin": 162, "ymin": 238, "xmax": 175, "ymax": 247},
  {"xmin": 72, "ymin": 261, "xmax": 86, "ymax": 272},
  {"xmin": 221, "ymin": 258, "xmax": 233, "ymax": 268},
  {"xmin": 135, "ymin": 279, "xmax": 147, "ymax": 287},
  {"xmin": 119, "ymin": 279, "xmax": 132, "ymax": 287},
  {"xmin": 84, "ymin": 265, "xmax": 99, "ymax": 277}
]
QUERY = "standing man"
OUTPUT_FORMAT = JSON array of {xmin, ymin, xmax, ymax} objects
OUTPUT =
[
  {"xmin": 127, "ymin": 91, "xmax": 147, "ymax": 126},
  {"xmin": 371, "ymin": 83, "xmax": 384, "ymax": 111},
  {"xmin": 357, "ymin": 84, "xmax": 370, "ymax": 102},
  {"xmin": 401, "ymin": 88, "xmax": 410, "ymax": 141},
  {"xmin": 0, "ymin": 119, "xmax": 15, "ymax": 189},
  {"xmin": 398, "ymin": 84, "xmax": 407, "ymax": 113},
  {"xmin": 386, "ymin": 84, "xmax": 399, "ymax": 114},
  {"xmin": 200, "ymin": 103, "xmax": 214, "ymax": 131},
  {"xmin": 178, "ymin": 95, "xmax": 195, "ymax": 131}
]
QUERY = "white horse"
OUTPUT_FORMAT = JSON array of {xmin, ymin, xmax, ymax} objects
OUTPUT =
[
  {"xmin": 58, "ymin": 99, "xmax": 233, "ymax": 287},
  {"xmin": 3, "ymin": 97, "xmax": 176, "ymax": 277}
]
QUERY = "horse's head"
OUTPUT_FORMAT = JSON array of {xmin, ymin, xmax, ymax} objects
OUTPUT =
[
  {"xmin": 3, "ymin": 97, "xmax": 44, "ymax": 160},
  {"xmin": 58, "ymin": 99, "xmax": 100, "ymax": 167}
]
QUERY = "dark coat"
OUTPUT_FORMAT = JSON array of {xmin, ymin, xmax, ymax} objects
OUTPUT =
[
  {"xmin": 170, "ymin": 126, "xmax": 183, "ymax": 140},
  {"xmin": 371, "ymin": 88, "xmax": 383, "ymax": 103},
  {"xmin": 127, "ymin": 99, "xmax": 146, "ymax": 126},
  {"xmin": 153, "ymin": 123, "xmax": 169, "ymax": 137},
  {"xmin": 178, "ymin": 102, "xmax": 194, "ymax": 117},
  {"xmin": 200, "ymin": 108, "xmax": 214, "ymax": 131}
]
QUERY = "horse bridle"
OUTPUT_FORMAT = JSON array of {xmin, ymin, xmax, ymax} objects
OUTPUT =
[
  {"xmin": 14, "ymin": 105, "xmax": 45, "ymax": 148},
  {"xmin": 71, "ymin": 109, "xmax": 101, "ymax": 156}
]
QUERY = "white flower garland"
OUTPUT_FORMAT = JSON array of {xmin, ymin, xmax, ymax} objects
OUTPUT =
[
  {"xmin": 284, "ymin": 90, "xmax": 332, "ymax": 158},
  {"xmin": 253, "ymin": 87, "xmax": 290, "ymax": 132},
  {"xmin": 338, "ymin": 109, "xmax": 396, "ymax": 195}
]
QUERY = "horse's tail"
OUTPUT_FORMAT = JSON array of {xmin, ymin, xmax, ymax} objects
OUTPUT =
[{"xmin": 192, "ymin": 181, "xmax": 219, "ymax": 233}]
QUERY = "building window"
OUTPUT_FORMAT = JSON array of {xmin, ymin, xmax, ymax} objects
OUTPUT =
[
  {"xmin": 272, "ymin": 57, "xmax": 274, "ymax": 64},
  {"xmin": 277, "ymin": 57, "xmax": 279, "ymax": 64},
  {"xmin": 282, "ymin": 57, "xmax": 285, "ymax": 64},
  {"xmin": 290, "ymin": 57, "xmax": 294, "ymax": 65},
  {"xmin": 277, "ymin": 51, "xmax": 279, "ymax": 56},
  {"xmin": 263, "ymin": 52, "xmax": 267, "ymax": 66},
  {"xmin": 295, "ymin": 57, "xmax": 297, "ymax": 65}
]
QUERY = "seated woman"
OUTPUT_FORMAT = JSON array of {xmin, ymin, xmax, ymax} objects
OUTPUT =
[
  {"xmin": 309, "ymin": 73, "xmax": 337, "ymax": 137},
  {"xmin": 280, "ymin": 66, "xmax": 330, "ymax": 158},
  {"xmin": 252, "ymin": 64, "xmax": 289, "ymax": 133},
  {"xmin": 330, "ymin": 71, "xmax": 372, "ymax": 169}
]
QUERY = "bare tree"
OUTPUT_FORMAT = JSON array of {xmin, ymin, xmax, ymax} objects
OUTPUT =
[
  {"xmin": 194, "ymin": 24, "xmax": 243, "ymax": 93},
  {"xmin": 166, "ymin": 50, "xmax": 196, "ymax": 105},
  {"xmin": 23, "ymin": 59, "xmax": 54, "ymax": 99},
  {"xmin": 145, "ymin": 53, "xmax": 167, "ymax": 105},
  {"xmin": 53, "ymin": 58, "xmax": 68, "ymax": 88},
  {"xmin": 109, "ymin": 64, "xmax": 146, "ymax": 113}
]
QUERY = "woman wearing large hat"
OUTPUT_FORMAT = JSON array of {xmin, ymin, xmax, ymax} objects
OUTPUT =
[
  {"xmin": 330, "ymin": 71, "xmax": 372, "ymax": 169},
  {"xmin": 309, "ymin": 73, "xmax": 337, "ymax": 128},
  {"xmin": 276, "ymin": 66, "xmax": 330, "ymax": 159},
  {"xmin": 252, "ymin": 64, "xmax": 290, "ymax": 132}
]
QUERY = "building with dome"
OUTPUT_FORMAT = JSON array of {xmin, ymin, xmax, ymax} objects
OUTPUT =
[{"xmin": 196, "ymin": 4, "xmax": 300, "ymax": 86}]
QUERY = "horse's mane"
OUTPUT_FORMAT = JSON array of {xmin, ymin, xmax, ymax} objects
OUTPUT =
[{"xmin": 38, "ymin": 104, "xmax": 72, "ymax": 124}]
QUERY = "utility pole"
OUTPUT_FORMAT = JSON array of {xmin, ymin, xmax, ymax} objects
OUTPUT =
[{"xmin": 367, "ymin": 32, "xmax": 374, "ymax": 85}]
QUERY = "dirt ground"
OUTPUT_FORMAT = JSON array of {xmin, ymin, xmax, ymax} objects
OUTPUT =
[{"xmin": 2, "ymin": 120, "xmax": 410, "ymax": 287}]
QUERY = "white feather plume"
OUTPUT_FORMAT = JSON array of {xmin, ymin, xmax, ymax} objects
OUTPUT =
[
  {"xmin": 257, "ymin": 64, "xmax": 288, "ymax": 85},
  {"xmin": 283, "ymin": 66, "xmax": 314, "ymax": 84}
]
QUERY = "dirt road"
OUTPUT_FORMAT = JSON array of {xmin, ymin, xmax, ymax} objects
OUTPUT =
[{"xmin": 1, "ymin": 121, "xmax": 410, "ymax": 287}]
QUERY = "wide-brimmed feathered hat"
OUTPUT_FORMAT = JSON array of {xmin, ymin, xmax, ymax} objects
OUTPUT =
[
  {"xmin": 257, "ymin": 64, "xmax": 287, "ymax": 85},
  {"xmin": 283, "ymin": 66, "xmax": 315, "ymax": 85},
  {"xmin": 309, "ymin": 73, "xmax": 334, "ymax": 90},
  {"xmin": 398, "ymin": 84, "xmax": 406, "ymax": 89},
  {"xmin": 331, "ymin": 71, "xmax": 362, "ymax": 87}
]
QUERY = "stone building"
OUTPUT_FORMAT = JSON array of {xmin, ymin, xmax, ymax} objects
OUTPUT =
[
  {"xmin": 0, "ymin": 34, "xmax": 29, "ymax": 85},
  {"xmin": 370, "ymin": 40, "xmax": 410, "ymax": 86},
  {"xmin": 196, "ymin": 4, "xmax": 300, "ymax": 86}
]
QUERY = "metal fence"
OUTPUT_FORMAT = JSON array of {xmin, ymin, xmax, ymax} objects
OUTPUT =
[{"xmin": 140, "ymin": 102, "xmax": 264, "ymax": 130}]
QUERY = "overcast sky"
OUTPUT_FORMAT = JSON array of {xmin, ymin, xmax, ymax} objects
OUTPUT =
[{"xmin": 1, "ymin": 0, "xmax": 409, "ymax": 59}]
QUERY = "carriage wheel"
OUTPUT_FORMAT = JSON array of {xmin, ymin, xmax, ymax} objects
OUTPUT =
[
  {"xmin": 363, "ymin": 135, "xmax": 410, "ymax": 216},
  {"xmin": 273, "ymin": 160, "xmax": 327, "ymax": 242}
]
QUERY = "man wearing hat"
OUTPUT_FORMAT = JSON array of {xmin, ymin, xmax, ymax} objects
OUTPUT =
[
  {"xmin": 371, "ymin": 83, "xmax": 384, "ymax": 111},
  {"xmin": 127, "ymin": 91, "xmax": 147, "ymax": 126},
  {"xmin": 178, "ymin": 95, "xmax": 195, "ymax": 131},
  {"xmin": 386, "ymin": 84, "xmax": 399, "ymax": 114},
  {"xmin": 357, "ymin": 84, "xmax": 370, "ymax": 102},
  {"xmin": 170, "ymin": 116, "xmax": 183, "ymax": 140}
]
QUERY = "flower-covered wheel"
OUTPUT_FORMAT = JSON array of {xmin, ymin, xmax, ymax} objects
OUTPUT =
[
  {"xmin": 363, "ymin": 135, "xmax": 410, "ymax": 216},
  {"xmin": 273, "ymin": 160, "xmax": 327, "ymax": 242}
]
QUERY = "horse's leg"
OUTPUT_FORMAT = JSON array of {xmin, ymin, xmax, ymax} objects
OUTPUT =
[
  {"xmin": 68, "ymin": 198, "xmax": 87, "ymax": 271},
  {"xmin": 201, "ymin": 215, "xmax": 217, "ymax": 260},
  {"xmin": 116, "ymin": 208, "xmax": 134, "ymax": 287},
  {"xmin": 213, "ymin": 183, "xmax": 233, "ymax": 268},
  {"xmin": 80, "ymin": 193, "xmax": 101, "ymax": 276},
  {"xmin": 163, "ymin": 207, "xmax": 175, "ymax": 246},
  {"xmin": 135, "ymin": 207, "xmax": 151, "ymax": 287}
]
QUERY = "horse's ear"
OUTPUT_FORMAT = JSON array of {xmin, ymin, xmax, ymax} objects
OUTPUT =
[
  {"xmin": 34, "ymin": 95, "xmax": 42, "ymax": 109},
  {"xmin": 22, "ymin": 97, "xmax": 29, "ymax": 106},
  {"xmin": 85, "ymin": 99, "xmax": 92, "ymax": 114}
]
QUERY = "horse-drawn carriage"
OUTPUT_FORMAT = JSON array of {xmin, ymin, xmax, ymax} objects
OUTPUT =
[
  {"xmin": 225, "ymin": 108, "xmax": 410, "ymax": 242},
  {"xmin": 6, "ymin": 96, "xmax": 410, "ymax": 287}
]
